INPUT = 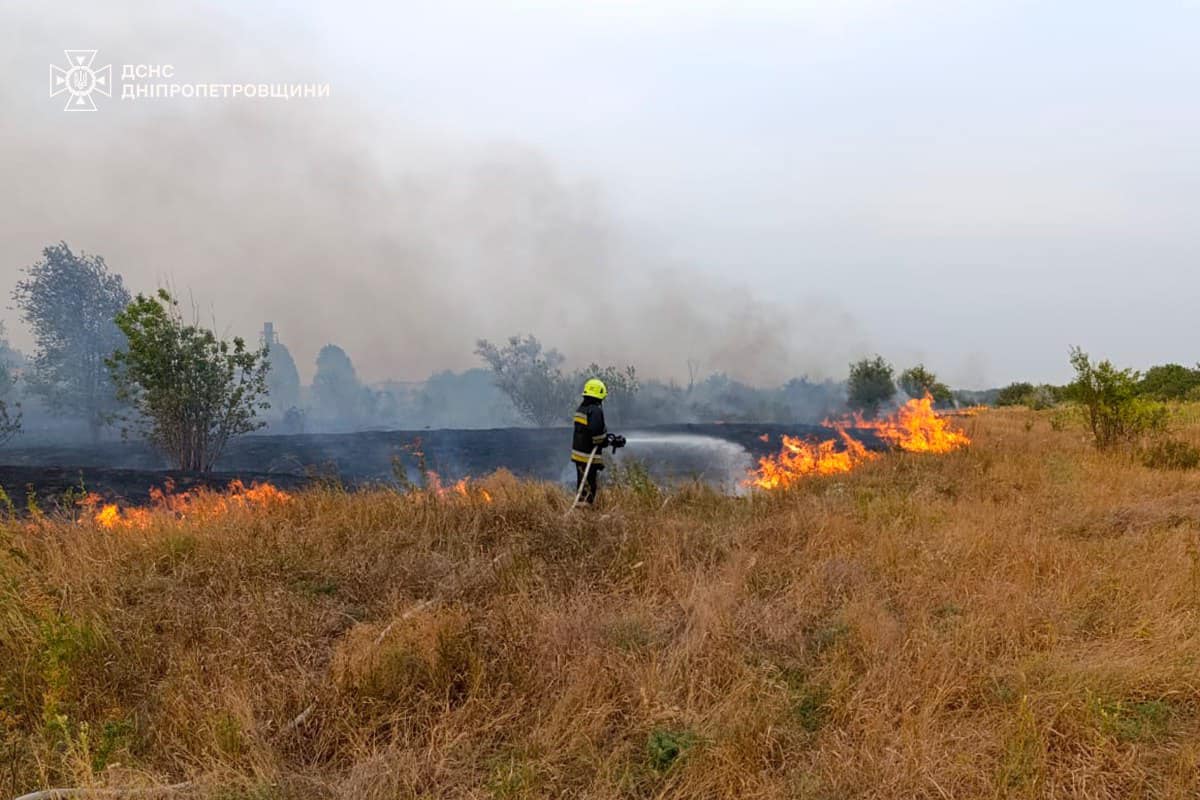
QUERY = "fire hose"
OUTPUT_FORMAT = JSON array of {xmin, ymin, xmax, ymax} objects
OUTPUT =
[{"xmin": 12, "ymin": 783, "xmax": 193, "ymax": 800}]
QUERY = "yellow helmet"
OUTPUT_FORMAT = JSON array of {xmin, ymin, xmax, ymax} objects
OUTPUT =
[{"xmin": 582, "ymin": 378, "xmax": 608, "ymax": 400}]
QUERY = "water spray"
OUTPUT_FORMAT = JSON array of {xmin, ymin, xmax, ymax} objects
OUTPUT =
[{"xmin": 619, "ymin": 433, "xmax": 755, "ymax": 493}]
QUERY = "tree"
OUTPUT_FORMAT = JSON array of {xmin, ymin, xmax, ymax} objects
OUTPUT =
[
  {"xmin": 1137, "ymin": 363, "xmax": 1200, "ymax": 400},
  {"xmin": 475, "ymin": 334, "xmax": 639, "ymax": 427},
  {"xmin": 898, "ymin": 364, "xmax": 953, "ymax": 405},
  {"xmin": 312, "ymin": 344, "xmax": 373, "ymax": 424},
  {"xmin": 0, "ymin": 321, "xmax": 23, "ymax": 373},
  {"xmin": 475, "ymin": 335, "xmax": 576, "ymax": 426},
  {"xmin": 266, "ymin": 342, "xmax": 301, "ymax": 413},
  {"xmin": 0, "ymin": 324, "xmax": 19, "ymax": 446},
  {"xmin": 996, "ymin": 382, "xmax": 1035, "ymax": 406},
  {"xmin": 847, "ymin": 356, "xmax": 896, "ymax": 418},
  {"xmin": 0, "ymin": 391, "xmax": 17, "ymax": 447},
  {"xmin": 995, "ymin": 381, "xmax": 1060, "ymax": 409},
  {"xmin": 262, "ymin": 323, "xmax": 301, "ymax": 414},
  {"xmin": 573, "ymin": 363, "xmax": 639, "ymax": 425},
  {"xmin": 12, "ymin": 242, "xmax": 131, "ymax": 440},
  {"xmin": 1064, "ymin": 347, "xmax": 1165, "ymax": 450},
  {"xmin": 107, "ymin": 290, "xmax": 270, "ymax": 471},
  {"xmin": 686, "ymin": 358, "xmax": 702, "ymax": 394}
]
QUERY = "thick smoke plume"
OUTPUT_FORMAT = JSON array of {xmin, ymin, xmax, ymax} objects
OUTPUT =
[{"xmin": 0, "ymin": 4, "xmax": 872, "ymax": 387}]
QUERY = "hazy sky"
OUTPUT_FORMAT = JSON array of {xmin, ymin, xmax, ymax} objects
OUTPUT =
[{"xmin": 3, "ymin": 1, "xmax": 1198, "ymax": 387}]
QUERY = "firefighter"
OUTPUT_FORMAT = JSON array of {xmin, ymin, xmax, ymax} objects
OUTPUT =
[{"xmin": 571, "ymin": 378, "xmax": 624, "ymax": 505}]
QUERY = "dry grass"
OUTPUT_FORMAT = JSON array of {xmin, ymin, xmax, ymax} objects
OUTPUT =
[{"xmin": 4, "ymin": 409, "xmax": 1200, "ymax": 798}]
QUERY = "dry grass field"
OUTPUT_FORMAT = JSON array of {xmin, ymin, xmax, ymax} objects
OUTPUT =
[{"xmin": 4, "ymin": 407, "xmax": 1200, "ymax": 798}]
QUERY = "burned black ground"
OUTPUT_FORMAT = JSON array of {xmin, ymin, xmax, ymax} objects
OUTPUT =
[{"xmin": 0, "ymin": 423, "xmax": 883, "ymax": 508}]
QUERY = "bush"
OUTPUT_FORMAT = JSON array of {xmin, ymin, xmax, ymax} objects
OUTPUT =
[
  {"xmin": 1140, "ymin": 439, "xmax": 1200, "ymax": 470},
  {"xmin": 1026, "ymin": 385, "xmax": 1060, "ymax": 410},
  {"xmin": 848, "ymin": 356, "xmax": 895, "ymax": 418},
  {"xmin": 646, "ymin": 728, "xmax": 697, "ymax": 772},
  {"xmin": 996, "ymin": 382, "xmax": 1035, "ymax": 406},
  {"xmin": 1064, "ymin": 348, "xmax": 1166, "ymax": 449},
  {"xmin": 898, "ymin": 364, "xmax": 952, "ymax": 405},
  {"xmin": 475, "ymin": 334, "xmax": 638, "ymax": 426},
  {"xmin": 107, "ymin": 290, "xmax": 270, "ymax": 471},
  {"xmin": 610, "ymin": 459, "xmax": 659, "ymax": 505},
  {"xmin": 997, "ymin": 382, "xmax": 1060, "ymax": 409},
  {"xmin": 1049, "ymin": 406, "xmax": 1081, "ymax": 432}
]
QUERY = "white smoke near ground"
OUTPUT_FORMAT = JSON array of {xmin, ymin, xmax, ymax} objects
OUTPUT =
[{"xmin": 0, "ymin": 3, "xmax": 874, "ymax": 388}]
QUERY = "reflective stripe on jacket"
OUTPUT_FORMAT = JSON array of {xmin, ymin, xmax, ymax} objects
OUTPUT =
[{"xmin": 571, "ymin": 397, "xmax": 607, "ymax": 467}]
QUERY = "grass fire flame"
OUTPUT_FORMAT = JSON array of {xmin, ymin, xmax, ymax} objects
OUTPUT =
[
  {"xmin": 83, "ymin": 479, "xmax": 292, "ymax": 530},
  {"xmin": 749, "ymin": 394, "xmax": 973, "ymax": 490},
  {"xmin": 423, "ymin": 471, "xmax": 494, "ymax": 503},
  {"xmin": 84, "ymin": 473, "xmax": 493, "ymax": 530}
]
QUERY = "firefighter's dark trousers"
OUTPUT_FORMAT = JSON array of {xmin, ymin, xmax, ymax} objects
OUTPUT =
[{"xmin": 575, "ymin": 461, "xmax": 599, "ymax": 505}]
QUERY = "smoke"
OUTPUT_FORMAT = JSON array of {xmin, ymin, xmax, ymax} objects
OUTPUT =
[{"xmin": 0, "ymin": 3, "xmax": 872, "ymax": 388}]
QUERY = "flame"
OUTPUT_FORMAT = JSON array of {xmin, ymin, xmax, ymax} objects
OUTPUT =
[
  {"xmin": 751, "ymin": 427, "xmax": 877, "ymax": 490},
  {"xmin": 94, "ymin": 503, "xmax": 121, "ymax": 528},
  {"xmin": 82, "ymin": 479, "xmax": 291, "ymax": 529},
  {"xmin": 749, "ymin": 393, "xmax": 970, "ymax": 489},
  {"xmin": 858, "ymin": 394, "xmax": 972, "ymax": 454},
  {"xmin": 232, "ymin": 480, "xmax": 292, "ymax": 504},
  {"xmin": 423, "ymin": 472, "xmax": 494, "ymax": 503},
  {"xmin": 83, "ymin": 468, "xmax": 495, "ymax": 530}
]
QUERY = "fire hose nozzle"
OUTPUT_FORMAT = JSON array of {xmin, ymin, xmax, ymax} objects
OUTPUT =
[{"xmin": 606, "ymin": 433, "xmax": 627, "ymax": 451}]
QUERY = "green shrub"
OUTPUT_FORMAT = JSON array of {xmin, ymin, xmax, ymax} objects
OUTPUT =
[
  {"xmin": 848, "ymin": 356, "xmax": 895, "ymax": 418},
  {"xmin": 1141, "ymin": 439, "xmax": 1200, "ymax": 470},
  {"xmin": 997, "ymin": 382, "xmax": 1060, "ymax": 409},
  {"xmin": 646, "ymin": 728, "xmax": 697, "ymax": 772},
  {"xmin": 91, "ymin": 718, "xmax": 134, "ymax": 772},
  {"xmin": 611, "ymin": 459, "xmax": 659, "ymax": 503},
  {"xmin": 996, "ymin": 382, "xmax": 1035, "ymax": 407},
  {"xmin": 1064, "ymin": 348, "xmax": 1167, "ymax": 449},
  {"xmin": 789, "ymin": 684, "xmax": 829, "ymax": 733},
  {"xmin": 1049, "ymin": 406, "xmax": 1081, "ymax": 432},
  {"xmin": 898, "ymin": 365, "xmax": 952, "ymax": 405},
  {"xmin": 1090, "ymin": 697, "xmax": 1172, "ymax": 742},
  {"xmin": 108, "ymin": 290, "xmax": 270, "ymax": 471}
]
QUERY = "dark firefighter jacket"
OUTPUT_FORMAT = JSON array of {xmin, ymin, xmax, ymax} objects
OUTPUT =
[{"xmin": 571, "ymin": 397, "xmax": 608, "ymax": 467}]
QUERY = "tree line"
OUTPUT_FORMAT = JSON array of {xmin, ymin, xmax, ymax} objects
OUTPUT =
[
  {"xmin": 0, "ymin": 241, "xmax": 977, "ymax": 470},
  {"xmin": 997, "ymin": 361, "xmax": 1200, "ymax": 409},
  {"xmin": 472, "ymin": 339, "xmax": 964, "ymax": 426}
]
